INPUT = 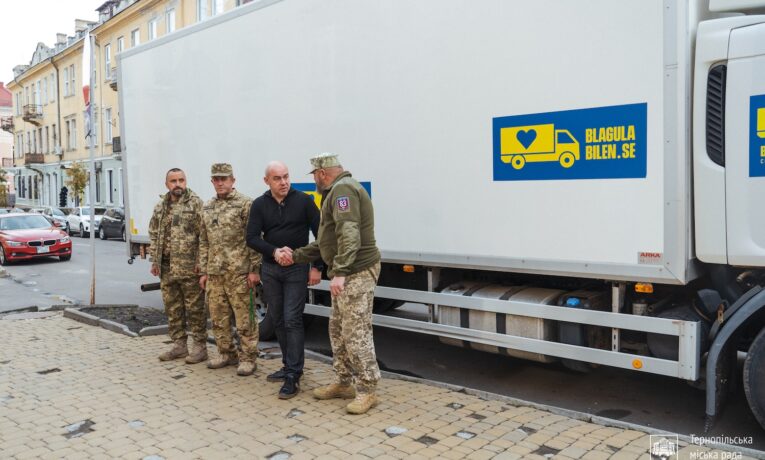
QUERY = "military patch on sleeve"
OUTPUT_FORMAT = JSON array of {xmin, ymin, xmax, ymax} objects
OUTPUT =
[{"xmin": 336, "ymin": 196, "xmax": 350, "ymax": 212}]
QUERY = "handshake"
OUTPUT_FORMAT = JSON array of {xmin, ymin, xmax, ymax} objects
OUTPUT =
[{"xmin": 274, "ymin": 247, "xmax": 294, "ymax": 266}]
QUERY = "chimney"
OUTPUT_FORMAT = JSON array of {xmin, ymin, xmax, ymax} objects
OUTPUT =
[
  {"xmin": 56, "ymin": 33, "xmax": 67, "ymax": 45},
  {"xmin": 74, "ymin": 19, "xmax": 90, "ymax": 33}
]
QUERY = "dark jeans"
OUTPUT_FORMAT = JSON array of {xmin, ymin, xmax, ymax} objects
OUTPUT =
[{"xmin": 261, "ymin": 261, "xmax": 309, "ymax": 377}]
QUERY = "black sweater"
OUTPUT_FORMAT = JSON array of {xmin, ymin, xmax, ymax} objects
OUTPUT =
[{"xmin": 246, "ymin": 188, "xmax": 323, "ymax": 268}]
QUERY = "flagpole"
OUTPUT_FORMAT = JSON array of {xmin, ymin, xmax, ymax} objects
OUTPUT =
[{"xmin": 84, "ymin": 32, "xmax": 97, "ymax": 305}]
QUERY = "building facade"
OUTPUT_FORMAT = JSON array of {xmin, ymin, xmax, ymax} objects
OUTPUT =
[
  {"xmin": 7, "ymin": 0, "xmax": 246, "ymax": 208},
  {"xmin": 0, "ymin": 82, "xmax": 14, "ymax": 204}
]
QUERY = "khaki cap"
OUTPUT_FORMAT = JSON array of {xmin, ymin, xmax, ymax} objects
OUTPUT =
[
  {"xmin": 211, "ymin": 163, "xmax": 233, "ymax": 177},
  {"xmin": 308, "ymin": 153, "xmax": 341, "ymax": 173}
]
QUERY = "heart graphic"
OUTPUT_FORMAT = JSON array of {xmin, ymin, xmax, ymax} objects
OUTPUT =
[{"xmin": 516, "ymin": 129, "xmax": 537, "ymax": 150}]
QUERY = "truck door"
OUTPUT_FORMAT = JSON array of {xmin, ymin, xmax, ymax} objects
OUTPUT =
[{"xmin": 726, "ymin": 22, "xmax": 765, "ymax": 267}]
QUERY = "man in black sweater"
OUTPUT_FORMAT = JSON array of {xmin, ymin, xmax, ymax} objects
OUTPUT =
[{"xmin": 246, "ymin": 161, "xmax": 322, "ymax": 399}]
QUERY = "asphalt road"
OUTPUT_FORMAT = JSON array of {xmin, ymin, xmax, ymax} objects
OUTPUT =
[{"xmin": 2, "ymin": 238, "xmax": 764, "ymax": 452}]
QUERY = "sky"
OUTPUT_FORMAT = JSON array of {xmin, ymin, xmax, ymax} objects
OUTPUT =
[{"xmin": 0, "ymin": 1, "xmax": 100, "ymax": 85}]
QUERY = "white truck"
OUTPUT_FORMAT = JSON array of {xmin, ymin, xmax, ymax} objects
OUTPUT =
[{"xmin": 118, "ymin": 0, "xmax": 765, "ymax": 431}]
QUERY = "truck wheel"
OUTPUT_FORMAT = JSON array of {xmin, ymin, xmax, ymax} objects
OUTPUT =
[
  {"xmin": 744, "ymin": 327, "xmax": 765, "ymax": 430},
  {"xmin": 559, "ymin": 152, "xmax": 575, "ymax": 168},
  {"xmin": 511, "ymin": 155, "xmax": 525, "ymax": 170},
  {"xmin": 0, "ymin": 246, "xmax": 7, "ymax": 266}
]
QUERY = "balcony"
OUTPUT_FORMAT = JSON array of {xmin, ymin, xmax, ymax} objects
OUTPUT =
[
  {"xmin": 24, "ymin": 153, "xmax": 45, "ymax": 165},
  {"xmin": 0, "ymin": 116, "xmax": 12, "ymax": 133},
  {"xmin": 109, "ymin": 67, "xmax": 118, "ymax": 91},
  {"xmin": 23, "ymin": 105, "xmax": 43, "ymax": 126}
]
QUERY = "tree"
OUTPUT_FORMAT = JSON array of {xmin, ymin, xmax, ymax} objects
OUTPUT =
[
  {"xmin": 0, "ymin": 168, "xmax": 7, "ymax": 207},
  {"xmin": 66, "ymin": 162, "xmax": 89, "ymax": 207}
]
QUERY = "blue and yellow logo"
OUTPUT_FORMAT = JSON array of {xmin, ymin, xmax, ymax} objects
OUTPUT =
[
  {"xmin": 750, "ymin": 95, "xmax": 765, "ymax": 177},
  {"xmin": 493, "ymin": 103, "xmax": 647, "ymax": 181},
  {"xmin": 293, "ymin": 182, "xmax": 372, "ymax": 208}
]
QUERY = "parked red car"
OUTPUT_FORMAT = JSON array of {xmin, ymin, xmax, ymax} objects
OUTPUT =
[{"xmin": 0, "ymin": 213, "xmax": 72, "ymax": 265}]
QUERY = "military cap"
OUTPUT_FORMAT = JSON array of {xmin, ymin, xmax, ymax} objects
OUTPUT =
[
  {"xmin": 210, "ymin": 163, "xmax": 233, "ymax": 177},
  {"xmin": 308, "ymin": 153, "xmax": 341, "ymax": 173}
]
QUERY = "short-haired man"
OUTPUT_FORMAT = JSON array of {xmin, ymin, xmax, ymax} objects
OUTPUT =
[
  {"xmin": 199, "ymin": 163, "xmax": 262, "ymax": 376},
  {"xmin": 283, "ymin": 153, "xmax": 382, "ymax": 414},
  {"xmin": 246, "ymin": 161, "xmax": 323, "ymax": 399},
  {"xmin": 149, "ymin": 168, "xmax": 208, "ymax": 364}
]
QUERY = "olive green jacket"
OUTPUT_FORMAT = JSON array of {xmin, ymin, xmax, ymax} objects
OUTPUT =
[
  {"xmin": 293, "ymin": 172, "xmax": 380, "ymax": 277},
  {"xmin": 148, "ymin": 188, "xmax": 204, "ymax": 278}
]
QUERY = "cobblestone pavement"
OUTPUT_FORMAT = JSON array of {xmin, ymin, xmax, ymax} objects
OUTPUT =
[{"xmin": 0, "ymin": 313, "xmax": 758, "ymax": 460}]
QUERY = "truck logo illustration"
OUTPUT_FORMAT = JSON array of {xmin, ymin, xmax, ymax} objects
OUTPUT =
[{"xmin": 500, "ymin": 123, "xmax": 580, "ymax": 170}]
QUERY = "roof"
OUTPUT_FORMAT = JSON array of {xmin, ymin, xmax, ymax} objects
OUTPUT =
[{"xmin": 0, "ymin": 82, "xmax": 11, "ymax": 108}]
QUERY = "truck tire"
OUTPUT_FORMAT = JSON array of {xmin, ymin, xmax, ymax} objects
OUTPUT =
[
  {"xmin": 744, "ymin": 327, "xmax": 765, "ymax": 430},
  {"xmin": 511, "ymin": 155, "xmax": 525, "ymax": 170},
  {"xmin": 559, "ymin": 152, "xmax": 575, "ymax": 168}
]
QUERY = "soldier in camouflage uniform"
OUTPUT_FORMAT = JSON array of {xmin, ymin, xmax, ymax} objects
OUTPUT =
[
  {"xmin": 149, "ymin": 168, "xmax": 208, "ymax": 364},
  {"xmin": 199, "ymin": 163, "xmax": 262, "ymax": 376},
  {"xmin": 288, "ymin": 153, "xmax": 382, "ymax": 414}
]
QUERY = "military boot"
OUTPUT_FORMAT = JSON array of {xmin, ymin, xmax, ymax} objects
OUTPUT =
[
  {"xmin": 158, "ymin": 338, "xmax": 188, "ymax": 361},
  {"xmin": 236, "ymin": 360, "xmax": 257, "ymax": 376},
  {"xmin": 185, "ymin": 340, "xmax": 208, "ymax": 365},
  {"xmin": 312, "ymin": 383, "xmax": 356, "ymax": 400},
  {"xmin": 346, "ymin": 392, "xmax": 378, "ymax": 415},
  {"xmin": 206, "ymin": 353, "xmax": 238, "ymax": 369}
]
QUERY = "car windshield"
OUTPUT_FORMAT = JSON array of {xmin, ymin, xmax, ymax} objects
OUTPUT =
[
  {"xmin": 52, "ymin": 208, "xmax": 66, "ymax": 217},
  {"xmin": 0, "ymin": 215, "xmax": 53, "ymax": 230},
  {"xmin": 82, "ymin": 208, "xmax": 107, "ymax": 216}
]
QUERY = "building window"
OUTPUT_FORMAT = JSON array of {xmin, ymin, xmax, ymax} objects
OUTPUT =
[
  {"xmin": 95, "ymin": 171, "xmax": 102, "ymax": 203},
  {"xmin": 148, "ymin": 19, "xmax": 158, "ymax": 40},
  {"xmin": 166, "ymin": 9, "xmax": 176, "ymax": 33},
  {"xmin": 45, "ymin": 126, "xmax": 49, "ymax": 153},
  {"xmin": 66, "ymin": 119, "xmax": 77, "ymax": 150},
  {"xmin": 42, "ymin": 77, "xmax": 48, "ymax": 105},
  {"xmin": 130, "ymin": 28, "xmax": 140, "ymax": 47},
  {"xmin": 104, "ymin": 44, "xmax": 112, "ymax": 78},
  {"xmin": 35, "ymin": 81, "xmax": 41, "ymax": 106},
  {"xmin": 107, "ymin": 169, "xmax": 114, "ymax": 204},
  {"xmin": 25, "ymin": 86, "xmax": 30, "ymax": 104},
  {"xmin": 63, "ymin": 67, "xmax": 70, "ymax": 96},
  {"xmin": 37, "ymin": 128, "xmax": 43, "ymax": 153},
  {"xmin": 197, "ymin": 0, "xmax": 208, "ymax": 21},
  {"xmin": 69, "ymin": 64, "xmax": 75, "ymax": 95},
  {"xmin": 117, "ymin": 36, "xmax": 124, "ymax": 53},
  {"xmin": 104, "ymin": 108, "xmax": 112, "ymax": 142},
  {"xmin": 15, "ymin": 92, "xmax": 21, "ymax": 115},
  {"xmin": 52, "ymin": 123, "xmax": 57, "ymax": 152},
  {"xmin": 50, "ymin": 73, "xmax": 56, "ymax": 102},
  {"xmin": 212, "ymin": 0, "xmax": 224, "ymax": 15}
]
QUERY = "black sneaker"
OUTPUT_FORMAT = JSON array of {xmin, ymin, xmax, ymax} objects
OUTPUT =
[
  {"xmin": 278, "ymin": 375, "xmax": 300, "ymax": 400},
  {"xmin": 267, "ymin": 368, "xmax": 287, "ymax": 382}
]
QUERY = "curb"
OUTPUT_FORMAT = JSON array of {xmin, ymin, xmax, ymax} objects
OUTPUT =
[
  {"xmin": 99, "ymin": 318, "xmax": 139, "ymax": 338},
  {"xmin": 62, "ymin": 305, "xmax": 147, "ymax": 339},
  {"xmin": 63, "ymin": 308, "xmax": 100, "ymax": 326},
  {"xmin": 139, "ymin": 325, "xmax": 168, "ymax": 337}
]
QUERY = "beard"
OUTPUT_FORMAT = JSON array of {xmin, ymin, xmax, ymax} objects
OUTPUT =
[{"xmin": 171, "ymin": 187, "xmax": 184, "ymax": 196}]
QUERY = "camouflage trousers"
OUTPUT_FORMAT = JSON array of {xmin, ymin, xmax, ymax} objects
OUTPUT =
[
  {"xmin": 160, "ymin": 273, "xmax": 206, "ymax": 342},
  {"xmin": 206, "ymin": 273, "xmax": 258, "ymax": 363},
  {"xmin": 329, "ymin": 262, "xmax": 381, "ymax": 393}
]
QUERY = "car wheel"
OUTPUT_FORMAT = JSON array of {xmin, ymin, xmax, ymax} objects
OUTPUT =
[
  {"xmin": 121, "ymin": 227, "xmax": 126, "ymax": 242},
  {"xmin": 80, "ymin": 224, "xmax": 87, "ymax": 238},
  {"xmin": 99, "ymin": 227, "xmax": 106, "ymax": 240},
  {"xmin": 0, "ymin": 245, "xmax": 7, "ymax": 266},
  {"xmin": 59, "ymin": 254, "xmax": 71, "ymax": 262}
]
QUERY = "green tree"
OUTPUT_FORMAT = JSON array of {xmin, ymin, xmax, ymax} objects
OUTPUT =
[
  {"xmin": 0, "ymin": 168, "xmax": 7, "ymax": 207},
  {"xmin": 66, "ymin": 162, "xmax": 89, "ymax": 207}
]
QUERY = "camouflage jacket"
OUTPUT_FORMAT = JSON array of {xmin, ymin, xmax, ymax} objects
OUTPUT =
[
  {"xmin": 199, "ymin": 189, "xmax": 262, "ymax": 275},
  {"xmin": 148, "ymin": 188, "xmax": 204, "ymax": 278},
  {"xmin": 293, "ymin": 172, "xmax": 380, "ymax": 277}
]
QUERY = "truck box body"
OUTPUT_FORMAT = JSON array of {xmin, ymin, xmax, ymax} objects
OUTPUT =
[{"xmin": 119, "ymin": 0, "xmax": 708, "ymax": 285}]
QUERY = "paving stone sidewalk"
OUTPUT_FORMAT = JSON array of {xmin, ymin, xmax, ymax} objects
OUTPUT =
[{"xmin": 0, "ymin": 313, "xmax": 757, "ymax": 460}]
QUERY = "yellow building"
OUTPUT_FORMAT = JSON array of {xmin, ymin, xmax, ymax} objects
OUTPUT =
[{"xmin": 8, "ymin": 0, "xmax": 245, "ymax": 207}]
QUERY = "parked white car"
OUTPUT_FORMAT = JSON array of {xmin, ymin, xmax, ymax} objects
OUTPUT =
[{"xmin": 66, "ymin": 207, "xmax": 107, "ymax": 237}]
